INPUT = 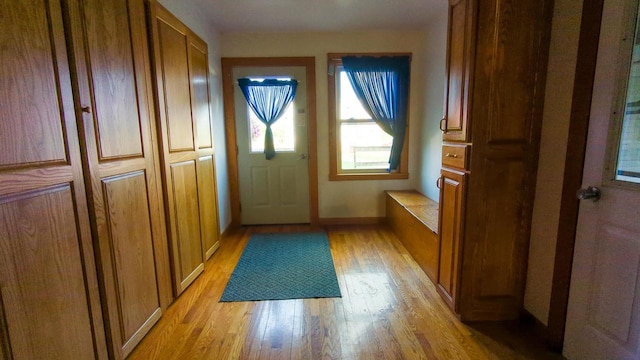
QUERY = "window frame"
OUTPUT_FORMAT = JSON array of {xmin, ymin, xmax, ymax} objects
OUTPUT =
[{"xmin": 328, "ymin": 53, "xmax": 411, "ymax": 181}]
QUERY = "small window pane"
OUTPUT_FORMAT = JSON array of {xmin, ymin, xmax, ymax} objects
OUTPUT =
[
  {"xmin": 615, "ymin": 10, "xmax": 640, "ymax": 184},
  {"xmin": 339, "ymin": 71, "xmax": 371, "ymax": 120},
  {"xmin": 249, "ymin": 104, "xmax": 295, "ymax": 153},
  {"xmin": 340, "ymin": 122, "xmax": 392, "ymax": 170}
]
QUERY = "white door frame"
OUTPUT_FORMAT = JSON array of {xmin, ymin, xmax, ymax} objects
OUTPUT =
[{"xmin": 221, "ymin": 57, "xmax": 319, "ymax": 227}]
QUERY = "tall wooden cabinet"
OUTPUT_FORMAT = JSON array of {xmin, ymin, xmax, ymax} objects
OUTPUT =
[
  {"xmin": 149, "ymin": 3, "xmax": 221, "ymax": 295},
  {"xmin": 438, "ymin": 0, "xmax": 553, "ymax": 321},
  {"xmin": 0, "ymin": 1, "xmax": 108, "ymax": 358},
  {"xmin": 1, "ymin": 0, "xmax": 220, "ymax": 357},
  {"xmin": 65, "ymin": 0, "xmax": 174, "ymax": 357}
]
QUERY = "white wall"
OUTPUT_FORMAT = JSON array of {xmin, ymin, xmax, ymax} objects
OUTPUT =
[
  {"xmin": 417, "ymin": 12, "xmax": 448, "ymax": 201},
  {"xmin": 221, "ymin": 31, "xmax": 427, "ymax": 219},
  {"xmin": 524, "ymin": 0, "xmax": 583, "ymax": 325},
  {"xmin": 156, "ymin": 0, "xmax": 232, "ymax": 232}
]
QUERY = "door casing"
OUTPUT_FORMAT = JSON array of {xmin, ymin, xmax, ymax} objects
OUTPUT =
[{"xmin": 222, "ymin": 57, "xmax": 318, "ymax": 226}]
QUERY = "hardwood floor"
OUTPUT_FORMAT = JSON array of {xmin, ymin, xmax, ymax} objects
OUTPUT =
[{"xmin": 129, "ymin": 225, "xmax": 564, "ymax": 359}]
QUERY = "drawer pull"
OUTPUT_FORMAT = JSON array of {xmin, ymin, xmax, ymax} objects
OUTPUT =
[
  {"xmin": 445, "ymin": 153, "xmax": 458, "ymax": 158},
  {"xmin": 440, "ymin": 117, "xmax": 447, "ymax": 132}
]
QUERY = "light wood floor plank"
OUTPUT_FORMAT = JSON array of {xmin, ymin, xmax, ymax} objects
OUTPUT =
[{"xmin": 128, "ymin": 225, "xmax": 563, "ymax": 359}]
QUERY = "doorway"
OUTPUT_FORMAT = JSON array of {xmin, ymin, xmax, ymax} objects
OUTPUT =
[
  {"xmin": 233, "ymin": 66, "xmax": 309, "ymax": 224},
  {"xmin": 221, "ymin": 57, "xmax": 318, "ymax": 226},
  {"xmin": 563, "ymin": 0, "xmax": 640, "ymax": 357}
]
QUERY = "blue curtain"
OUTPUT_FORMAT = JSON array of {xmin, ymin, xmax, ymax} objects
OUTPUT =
[
  {"xmin": 238, "ymin": 78, "xmax": 298, "ymax": 159},
  {"xmin": 341, "ymin": 56, "xmax": 410, "ymax": 171}
]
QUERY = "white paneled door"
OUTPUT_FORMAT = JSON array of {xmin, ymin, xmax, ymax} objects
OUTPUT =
[
  {"xmin": 563, "ymin": 0, "xmax": 640, "ymax": 358},
  {"xmin": 234, "ymin": 67, "xmax": 310, "ymax": 224}
]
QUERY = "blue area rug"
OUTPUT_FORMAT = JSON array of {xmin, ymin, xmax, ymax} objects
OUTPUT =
[{"xmin": 220, "ymin": 232, "xmax": 341, "ymax": 302}]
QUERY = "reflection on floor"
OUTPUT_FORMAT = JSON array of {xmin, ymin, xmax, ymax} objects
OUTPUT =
[{"xmin": 129, "ymin": 224, "xmax": 565, "ymax": 359}]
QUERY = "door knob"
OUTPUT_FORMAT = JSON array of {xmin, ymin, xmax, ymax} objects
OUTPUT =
[
  {"xmin": 576, "ymin": 186, "xmax": 601, "ymax": 202},
  {"xmin": 298, "ymin": 154, "xmax": 308, "ymax": 160}
]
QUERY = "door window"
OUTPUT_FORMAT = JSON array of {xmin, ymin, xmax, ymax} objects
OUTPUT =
[
  {"xmin": 248, "ymin": 104, "xmax": 295, "ymax": 153},
  {"xmin": 612, "ymin": 1, "xmax": 640, "ymax": 185}
]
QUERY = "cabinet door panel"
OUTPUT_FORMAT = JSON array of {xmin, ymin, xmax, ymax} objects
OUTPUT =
[
  {"xmin": 83, "ymin": 0, "xmax": 144, "ymax": 159},
  {"xmin": 443, "ymin": 0, "xmax": 474, "ymax": 142},
  {"xmin": 157, "ymin": 19, "xmax": 195, "ymax": 152},
  {"xmin": 170, "ymin": 161, "xmax": 204, "ymax": 291},
  {"xmin": 487, "ymin": 1, "xmax": 542, "ymax": 143},
  {"xmin": 0, "ymin": 187, "xmax": 96, "ymax": 359},
  {"xmin": 102, "ymin": 172, "xmax": 161, "ymax": 342},
  {"xmin": 191, "ymin": 43, "xmax": 213, "ymax": 149},
  {"xmin": 475, "ymin": 158, "xmax": 524, "ymax": 298},
  {"xmin": 198, "ymin": 156, "xmax": 220, "ymax": 259},
  {"xmin": 0, "ymin": 0, "xmax": 67, "ymax": 167},
  {"xmin": 438, "ymin": 169, "xmax": 466, "ymax": 311}
]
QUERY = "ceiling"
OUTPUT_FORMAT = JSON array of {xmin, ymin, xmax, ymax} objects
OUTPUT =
[{"xmin": 189, "ymin": 0, "xmax": 446, "ymax": 33}]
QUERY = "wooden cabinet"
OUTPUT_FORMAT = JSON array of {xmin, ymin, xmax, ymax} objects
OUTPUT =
[
  {"xmin": 0, "ymin": 0, "xmax": 107, "ymax": 358},
  {"xmin": 65, "ymin": 0, "xmax": 173, "ymax": 357},
  {"xmin": 149, "ymin": 3, "xmax": 221, "ymax": 294},
  {"xmin": 437, "ymin": 169, "xmax": 466, "ymax": 312},
  {"xmin": 2, "ymin": 0, "xmax": 221, "ymax": 356},
  {"xmin": 438, "ymin": 0, "xmax": 553, "ymax": 321},
  {"xmin": 442, "ymin": 0, "xmax": 475, "ymax": 142}
]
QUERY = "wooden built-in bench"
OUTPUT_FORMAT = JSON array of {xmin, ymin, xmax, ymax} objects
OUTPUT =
[{"xmin": 385, "ymin": 190, "xmax": 439, "ymax": 283}]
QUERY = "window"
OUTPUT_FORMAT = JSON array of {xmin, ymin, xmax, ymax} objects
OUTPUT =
[
  {"xmin": 248, "ymin": 104, "xmax": 295, "ymax": 153},
  {"xmin": 328, "ymin": 54, "xmax": 410, "ymax": 180},
  {"xmin": 238, "ymin": 77, "xmax": 298, "ymax": 160}
]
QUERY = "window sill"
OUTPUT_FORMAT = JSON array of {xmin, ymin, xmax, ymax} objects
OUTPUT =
[{"xmin": 329, "ymin": 172, "xmax": 409, "ymax": 181}]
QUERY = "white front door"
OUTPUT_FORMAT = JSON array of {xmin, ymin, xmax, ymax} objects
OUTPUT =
[
  {"xmin": 563, "ymin": 0, "xmax": 640, "ymax": 358},
  {"xmin": 233, "ymin": 66, "xmax": 310, "ymax": 224}
]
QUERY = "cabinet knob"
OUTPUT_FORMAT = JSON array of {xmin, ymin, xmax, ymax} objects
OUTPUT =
[{"xmin": 445, "ymin": 153, "xmax": 458, "ymax": 158}]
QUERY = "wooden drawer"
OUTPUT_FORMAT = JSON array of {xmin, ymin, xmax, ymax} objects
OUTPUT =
[{"xmin": 442, "ymin": 144, "xmax": 468, "ymax": 170}]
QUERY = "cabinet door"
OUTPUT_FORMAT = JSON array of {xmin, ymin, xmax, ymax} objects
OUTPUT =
[
  {"xmin": 442, "ymin": 0, "xmax": 475, "ymax": 142},
  {"xmin": 150, "ymin": 4, "xmax": 221, "ymax": 293},
  {"xmin": 65, "ymin": 0, "xmax": 173, "ymax": 357},
  {"xmin": 190, "ymin": 37, "xmax": 221, "ymax": 260},
  {"xmin": 153, "ymin": 7, "xmax": 204, "ymax": 294},
  {"xmin": 437, "ymin": 169, "xmax": 466, "ymax": 312},
  {"xmin": 0, "ymin": 0, "xmax": 106, "ymax": 358},
  {"xmin": 460, "ymin": 0, "xmax": 553, "ymax": 321}
]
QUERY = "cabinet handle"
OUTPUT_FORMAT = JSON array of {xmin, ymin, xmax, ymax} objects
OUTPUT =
[
  {"xmin": 436, "ymin": 177, "xmax": 442, "ymax": 189},
  {"xmin": 445, "ymin": 153, "xmax": 458, "ymax": 158},
  {"xmin": 439, "ymin": 117, "xmax": 447, "ymax": 132}
]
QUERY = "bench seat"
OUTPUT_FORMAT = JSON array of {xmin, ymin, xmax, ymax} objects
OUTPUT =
[{"xmin": 385, "ymin": 190, "xmax": 439, "ymax": 282}]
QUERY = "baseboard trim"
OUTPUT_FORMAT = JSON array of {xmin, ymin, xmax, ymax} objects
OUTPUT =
[
  {"xmin": 220, "ymin": 224, "xmax": 235, "ymax": 241},
  {"xmin": 318, "ymin": 217, "xmax": 385, "ymax": 226},
  {"xmin": 520, "ymin": 308, "xmax": 549, "ymax": 342}
]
